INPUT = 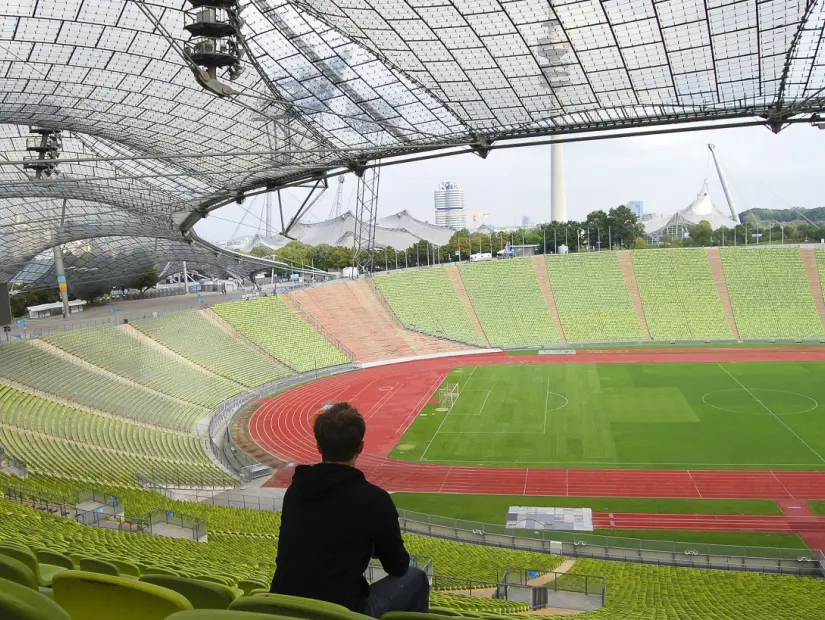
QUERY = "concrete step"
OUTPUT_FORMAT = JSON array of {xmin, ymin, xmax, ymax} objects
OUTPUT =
[
  {"xmin": 531, "ymin": 255, "xmax": 566, "ymax": 342},
  {"xmin": 705, "ymin": 247, "xmax": 741, "ymax": 341},
  {"xmin": 445, "ymin": 266, "xmax": 490, "ymax": 347},
  {"xmin": 616, "ymin": 251, "xmax": 651, "ymax": 340}
]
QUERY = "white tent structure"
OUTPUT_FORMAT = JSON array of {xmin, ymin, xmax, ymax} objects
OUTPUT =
[
  {"xmin": 643, "ymin": 182, "xmax": 738, "ymax": 241},
  {"xmin": 236, "ymin": 211, "xmax": 456, "ymax": 252}
]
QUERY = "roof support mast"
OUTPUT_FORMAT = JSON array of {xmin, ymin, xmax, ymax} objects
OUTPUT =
[{"xmin": 707, "ymin": 144, "xmax": 740, "ymax": 224}]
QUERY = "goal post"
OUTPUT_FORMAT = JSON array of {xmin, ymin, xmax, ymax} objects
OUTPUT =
[{"xmin": 438, "ymin": 383, "xmax": 460, "ymax": 409}]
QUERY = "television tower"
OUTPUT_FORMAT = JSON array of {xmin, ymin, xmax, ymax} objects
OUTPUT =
[{"xmin": 537, "ymin": 19, "xmax": 572, "ymax": 223}]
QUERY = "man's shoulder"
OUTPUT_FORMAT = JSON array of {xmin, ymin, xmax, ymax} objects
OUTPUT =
[{"xmin": 360, "ymin": 479, "xmax": 394, "ymax": 507}]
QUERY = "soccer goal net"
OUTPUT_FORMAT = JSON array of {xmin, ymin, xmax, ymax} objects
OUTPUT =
[{"xmin": 438, "ymin": 383, "xmax": 460, "ymax": 409}]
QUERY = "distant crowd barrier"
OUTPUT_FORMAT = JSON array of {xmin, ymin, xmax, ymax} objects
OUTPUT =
[{"xmin": 397, "ymin": 509, "xmax": 822, "ymax": 577}]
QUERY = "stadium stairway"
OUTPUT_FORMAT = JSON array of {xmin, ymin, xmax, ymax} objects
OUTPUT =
[
  {"xmin": 800, "ymin": 248, "xmax": 825, "ymax": 331},
  {"xmin": 530, "ymin": 256, "xmax": 566, "ymax": 342},
  {"xmin": 705, "ymin": 248, "xmax": 741, "ymax": 341},
  {"xmin": 445, "ymin": 267, "xmax": 490, "ymax": 347},
  {"xmin": 291, "ymin": 281, "xmax": 467, "ymax": 362},
  {"xmin": 616, "ymin": 251, "xmax": 652, "ymax": 340}
]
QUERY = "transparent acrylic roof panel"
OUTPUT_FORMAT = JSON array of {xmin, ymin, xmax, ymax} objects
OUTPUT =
[{"xmin": 1, "ymin": 0, "xmax": 825, "ymax": 287}]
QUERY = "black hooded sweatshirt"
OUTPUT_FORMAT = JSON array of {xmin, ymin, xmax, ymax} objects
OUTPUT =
[{"xmin": 270, "ymin": 463, "xmax": 410, "ymax": 611}]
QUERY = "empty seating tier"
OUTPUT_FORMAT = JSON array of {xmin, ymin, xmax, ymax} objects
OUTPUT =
[
  {"xmin": 571, "ymin": 558, "xmax": 825, "ymax": 619},
  {"xmin": 546, "ymin": 253, "xmax": 644, "ymax": 343},
  {"xmin": 0, "ymin": 343, "xmax": 206, "ymax": 432},
  {"xmin": 375, "ymin": 269, "xmax": 485, "ymax": 346},
  {"xmin": 817, "ymin": 249, "xmax": 825, "ymax": 297},
  {"xmin": 213, "ymin": 296, "xmax": 351, "ymax": 372},
  {"xmin": 632, "ymin": 249, "xmax": 734, "ymax": 341},
  {"xmin": 44, "ymin": 326, "xmax": 241, "ymax": 408},
  {"xmin": 721, "ymin": 248, "xmax": 825, "ymax": 341},
  {"xmin": 133, "ymin": 311, "xmax": 292, "ymax": 387},
  {"xmin": 0, "ymin": 386, "xmax": 229, "ymax": 487},
  {"xmin": 458, "ymin": 259, "xmax": 561, "ymax": 348}
]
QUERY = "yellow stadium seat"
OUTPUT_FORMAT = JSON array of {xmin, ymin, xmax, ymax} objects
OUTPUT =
[
  {"xmin": 0, "ymin": 557, "xmax": 37, "ymax": 590},
  {"xmin": 139, "ymin": 574, "xmax": 236, "ymax": 609},
  {"xmin": 52, "ymin": 570, "xmax": 193, "ymax": 620},
  {"xmin": 229, "ymin": 593, "xmax": 369, "ymax": 620},
  {"xmin": 0, "ymin": 576, "xmax": 70, "ymax": 620}
]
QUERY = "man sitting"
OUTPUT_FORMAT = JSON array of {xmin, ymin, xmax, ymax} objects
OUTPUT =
[{"xmin": 270, "ymin": 402, "xmax": 429, "ymax": 618}]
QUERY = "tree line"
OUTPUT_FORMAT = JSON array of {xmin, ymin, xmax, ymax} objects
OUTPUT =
[{"xmin": 250, "ymin": 205, "xmax": 648, "ymax": 272}]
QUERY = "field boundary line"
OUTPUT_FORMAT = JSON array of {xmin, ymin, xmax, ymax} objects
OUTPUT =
[
  {"xmin": 716, "ymin": 363, "xmax": 825, "ymax": 464},
  {"xmin": 770, "ymin": 471, "xmax": 796, "ymax": 500},
  {"xmin": 419, "ymin": 367, "xmax": 477, "ymax": 461},
  {"xmin": 414, "ymin": 457, "xmax": 825, "ymax": 466},
  {"xmin": 686, "ymin": 470, "xmax": 703, "ymax": 498}
]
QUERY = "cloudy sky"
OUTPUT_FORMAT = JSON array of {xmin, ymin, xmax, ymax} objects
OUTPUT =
[{"xmin": 194, "ymin": 123, "xmax": 825, "ymax": 242}]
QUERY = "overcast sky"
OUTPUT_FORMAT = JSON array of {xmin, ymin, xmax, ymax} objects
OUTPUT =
[{"xmin": 195, "ymin": 123, "xmax": 825, "ymax": 242}]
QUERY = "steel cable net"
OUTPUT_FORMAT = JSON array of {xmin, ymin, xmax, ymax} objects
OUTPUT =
[{"xmin": 2, "ymin": 0, "xmax": 825, "ymax": 285}]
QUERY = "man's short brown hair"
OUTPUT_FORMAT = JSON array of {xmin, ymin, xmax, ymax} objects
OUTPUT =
[{"xmin": 314, "ymin": 403, "xmax": 366, "ymax": 462}]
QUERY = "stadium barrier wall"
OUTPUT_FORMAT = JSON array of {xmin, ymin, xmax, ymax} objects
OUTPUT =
[
  {"xmin": 396, "ymin": 511, "xmax": 821, "ymax": 577},
  {"xmin": 202, "ymin": 364, "xmax": 361, "ymax": 480}
]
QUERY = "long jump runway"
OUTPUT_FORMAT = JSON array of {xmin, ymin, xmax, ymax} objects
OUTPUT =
[{"xmin": 251, "ymin": 349, "xmax": 825, "ymax": 501}]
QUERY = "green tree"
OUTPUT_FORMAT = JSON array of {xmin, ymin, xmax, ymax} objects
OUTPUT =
[
  {"xmin": 607, "ymin": 205, "xmax": 644, "ymax": 249},
  {"xmin": 688, "ymin": 220, "xmax": 713, "ymax": 246},
  {"xmin": 134, "ymin": 265, "xmax": 160, "ymax": 294},
  {"xmin": 631, "ymin": 236, "xmax": 647, "ymax": 249},
  {"xmin": 249, "ymin": 245, "xmax": 272, "ymax": 258}
]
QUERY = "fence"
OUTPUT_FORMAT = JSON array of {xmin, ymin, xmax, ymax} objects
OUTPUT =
[
  {"xmin": 0, "ymin": 447, "xmax": 27, "ymax": 477},
  {"xmin": 499, "ymin": 567, "xmax": 605, "ymax": 611},
  {"xmin": 143, "ymin": 508, "xmax": 208, "ymax": 542},
  {"xmin": 397, "ymin": 510, "xmax": 822, "ymax": 576}
]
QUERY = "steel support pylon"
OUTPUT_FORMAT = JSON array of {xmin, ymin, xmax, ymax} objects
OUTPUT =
[{"xmin": 352, "ymin": 167, "xmax": 380, "ymax": 275}]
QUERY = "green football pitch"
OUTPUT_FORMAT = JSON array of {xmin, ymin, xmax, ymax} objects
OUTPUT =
[{"xmin": 389, "ymin": 362, "xmax": 825, "ymax": 469}]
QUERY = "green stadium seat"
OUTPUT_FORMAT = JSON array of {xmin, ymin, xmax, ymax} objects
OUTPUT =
[
  {"xmin": 139, "ymin": 574, "xmax": 236, "ymax": 609},
  {"xmin": 0, "ymin": 577, "xmax": 70, "ymax": 620},
  {"xmin": 144, "ymin": 566, "xmax": 181, "ymax": 577},
  {"xmin": 35, "ymin": 551, "xmax": 73, "ymax": 571},
  {"xmin": 374, "ymin": 269, "xmax": 485, "ymax": 346},
  {"xmin": 44, "ymin": 325, "xmax": 241, "ymax": 410},
  {"xmin": 721, "ymin": 248, "xmax": 825, "ymax": 341},
  {"xmin": 213, "ymin": 297, "xmax": 350, "ymax": 372},
  {"xmin": 238, "ymin": 579, "xmax": 269, "ymax": 595},
  {"xmin": 168, "ymin": 612, "xmax": 296, "ymax": 620},
  {"xmin": 428, "ymin": 607, "xmax": 465, "ymax": 616},
  {"xmin": 111, "ymin": 560, "xmax": 142, "ymax": 579},
  {"xmin": 52, "ymin": 570, "xmax": 194, "ymax": 620},
  {"xmin": 229, "ymin": 593, "xmax": 368, "ymax": 620},
  {"xmin": 632, "ymin": 249, "xmax": 733, "ymax": 341},
  {"xmin": 0, "ymin": 556, "xmax": 38, "ymax": 590},
  {"xmin": 546, "ymin": 252, "xmax": 643, "ymax": 342},
  {"xmin": 382, "ymin": 613, "xmax": 459, "ymax": 620},
  {"xmin": 459, "ymin": 260, "xmax": 561, "ymax": 348},
  {"xmin": 0, "ymin": 545, "xmax": 65, "ymax": 587},
  {"xmin": 133, "ymin": 310, "xmax": 292, "ymax": 387},
  {"xmin": 79, "ymin": 557, "xmax": 119, "ymax": 577}
]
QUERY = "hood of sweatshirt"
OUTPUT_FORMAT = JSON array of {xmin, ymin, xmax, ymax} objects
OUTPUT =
[{"xmin": 289, "ymin": 462, "xmax": 365, "ymax": 502}]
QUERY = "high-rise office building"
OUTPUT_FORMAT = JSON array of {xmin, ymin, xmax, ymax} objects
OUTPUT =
[
  {"xmin": 434, "ymin": 182, "xmax": 466, "ymax": 228},
  {"xmin": 627, "ymin": 200, "xmax": 644, "ymax": 219}
]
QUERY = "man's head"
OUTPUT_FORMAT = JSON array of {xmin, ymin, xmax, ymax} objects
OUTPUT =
[{"xmin": 314, "ymin": 402, "xmax": 366, "ymax": 465}]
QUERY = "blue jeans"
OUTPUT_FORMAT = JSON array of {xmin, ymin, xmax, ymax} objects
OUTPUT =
[{"xmin": 359, "ymin": 567, "xmax": 429, "ymax": 619}]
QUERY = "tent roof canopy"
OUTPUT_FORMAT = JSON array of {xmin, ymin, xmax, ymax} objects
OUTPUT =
[{"xmin": 3, "ymin": 0, "xmax": 825, "ymax": 287}]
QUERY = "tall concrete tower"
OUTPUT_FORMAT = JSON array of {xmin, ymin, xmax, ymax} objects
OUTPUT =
[
  {"xmin": 550, "ymin": 143, "xmax": 567, "ymax": 223},
  {"xmin": 537, "ymin": 18, "xmax": 572, "ymax": 223}
]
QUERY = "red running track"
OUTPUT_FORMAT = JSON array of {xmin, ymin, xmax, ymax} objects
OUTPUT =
[
  {"xmin": 591, "ymin": 512, "xmax": 825, "ymax": 533},
  {"xmin": 251, "ymin": 349, "xmax": 825, "ymax": 500}
]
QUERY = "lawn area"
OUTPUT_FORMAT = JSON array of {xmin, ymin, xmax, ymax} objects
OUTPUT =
[
  {"xmin": 390, "ymin": 362, "xmax": 825, "ymax": 469},
  {"xmin": 392, "ymin": 492, "xmax": 782, "ymax": 520},
  {"xmin": 809, "ymin": 501, "xmax": 825, "ymax": 515}
]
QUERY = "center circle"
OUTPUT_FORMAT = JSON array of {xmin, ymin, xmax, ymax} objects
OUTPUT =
[{"xmin": 702, "ymin": 389, "xmax": 818, "ymax": 415}]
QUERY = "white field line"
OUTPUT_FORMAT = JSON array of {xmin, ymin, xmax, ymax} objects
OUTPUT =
[
  {"xmin": 543, "ymin": 376, "xmax": 550, "ymax": 434},
  {"xmin": 419, "ymin": 366, "xmax": 477, "ymax": 461},
  {"xmin": 716, "ymin": 363, "xmax": 825, "ymax": 463}
]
